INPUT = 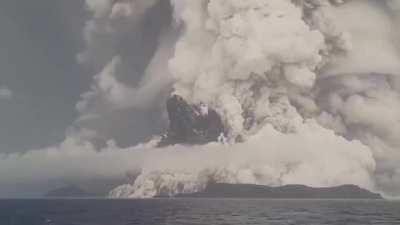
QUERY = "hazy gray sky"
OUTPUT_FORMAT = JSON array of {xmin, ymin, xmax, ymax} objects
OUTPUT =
[
  {"xmin": 0, "ymin": 0, "xmax": 172, "ymax": 153},
  {"xmin": 0, "ymin": 0, "xmax": 90, "ymax": 153}
]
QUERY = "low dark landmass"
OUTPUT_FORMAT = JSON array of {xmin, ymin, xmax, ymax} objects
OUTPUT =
[
  {"xmin": 44, "ymin": 185, "xmax": 99, "ymax": 198},
  {"xmin": 44, "ymin": 178, "xmax": 123, "ymax": 198},
  {"xmin": 176, "ymin": 183, "xmax": 383, "ymax": 199}
]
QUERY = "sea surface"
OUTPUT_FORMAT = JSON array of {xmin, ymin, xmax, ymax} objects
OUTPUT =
[{"xmin": 0, "ymin": 199, "xmax": 399, "ymax": 225}]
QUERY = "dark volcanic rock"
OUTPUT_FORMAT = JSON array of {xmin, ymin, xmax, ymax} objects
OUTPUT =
[
  {"xmin": 159, "ymin": 95, "xmax": 226, "ymax": 146},
  {"xmin": 176, "ymin": 183, "xmax": 383, "ymax": 199}
]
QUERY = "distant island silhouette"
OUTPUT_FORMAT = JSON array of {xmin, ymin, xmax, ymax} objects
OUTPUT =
[
  {"xmin": 175, "ymin": 183, "xmax": 382, "ymax": 199},
  {"xmin": 44, "ymin": 185, "xmax": 97, "ymax": 198},
  {"xmin": 46, "ymin": 183, "xmax": 382, "ymax": 199}
]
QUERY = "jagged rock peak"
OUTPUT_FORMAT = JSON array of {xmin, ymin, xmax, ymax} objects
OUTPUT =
[{"xmin": 158, "ymin": 95, "xmax": 226, "ymax": 146}]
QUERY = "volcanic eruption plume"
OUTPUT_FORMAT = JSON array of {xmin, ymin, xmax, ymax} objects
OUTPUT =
[
  {"xmin": 75, "ymin": 0, "xmax": 400, "ymax": 198},
  {"xmin": 74, "ymin": 0, "xmax": 389, "ymax": 198}
]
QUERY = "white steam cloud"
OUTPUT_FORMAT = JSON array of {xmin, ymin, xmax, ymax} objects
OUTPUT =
[
  {"xmin": 111, "ymin": 122, "xmax": 375, "ymax": 198},
  {"xmin": 2, "ymin": 0, "xmax": 400, "ymax": 198},
  {"xmin": 0, "ymin": 86, "xmax": 13, "ymax": 100}
]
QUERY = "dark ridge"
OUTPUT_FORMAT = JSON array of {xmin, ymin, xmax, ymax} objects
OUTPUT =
[
  {"xmin": 176, "ymin": 183, "xmax": 382, "ymax": 199},
  {"xmin": 44, "ymin": 185, "xmax": 98, "ymax": 198}
]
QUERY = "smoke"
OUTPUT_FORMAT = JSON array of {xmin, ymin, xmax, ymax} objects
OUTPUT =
[
  {"xmin": 1, "ymin": 0, "xmax": 400, "ymax": 198},
  {"xmin": 111, "ymin": 121, "xmax": 375, "ymax": 198},
  {"xmin": 0, "ymin": 86, "xmax": 12, "ymax": 100},
  {"xmin": 110, "ymin": 0, "xmax": 399, "ymax": 198},
  {"xmin": 0, "ymin": 122, "xmax": 374, "ymax": 198},
  {"xmin": 73, "ymin": 0, "xmax": 175, "ymax": 146},
  {"xmin": 78, "ymin": 0, "xmax": 160, "ymax": 69},
  {"xmin": 325, "ymin": 0, "xmax": 400, "ymax": 76}
]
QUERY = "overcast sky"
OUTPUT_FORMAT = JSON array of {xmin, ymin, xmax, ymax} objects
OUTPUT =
[
  {"xmin": 0, "ymin": 0, "xmax": 175, "ymax": 196},
  {"xmin": 0, "ymin": 0, "xmax": 174, "ymax": 156},
  {"xmin": 0, "ymin": 0, "xmax": 91, "ymax": 153}
]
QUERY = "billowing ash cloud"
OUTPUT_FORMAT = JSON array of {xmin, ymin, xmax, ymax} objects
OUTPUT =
[
  {"xmin": 72, "ymin": 0, "xmax": 176, "ymax": 146},
  {"xmin": 111, "ymin": 122, "xmax": 375, "ymax": 198},
  {"xmin": 1, "ymin": 0, "xmax": 400, "ymax": 198},
  {"xmin": 110, "ymin": 0, "xmax": 400, "ymax": 198},
  {"xmin": 0, "ymin": 86, "xmax": 13, "ymax": 100}
]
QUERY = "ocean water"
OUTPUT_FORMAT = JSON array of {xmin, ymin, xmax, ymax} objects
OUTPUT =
[{"xmin": 0, "ymin": 199, "xmax": 399, "ymax": 225}]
